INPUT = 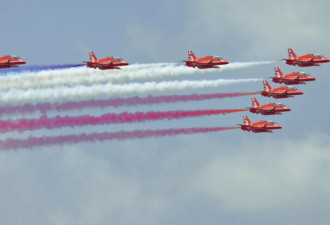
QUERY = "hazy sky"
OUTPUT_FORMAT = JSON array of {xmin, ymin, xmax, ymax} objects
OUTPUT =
[{"xmin": 0, "ymin": 0, "xmax": 330, "ymax": 224}]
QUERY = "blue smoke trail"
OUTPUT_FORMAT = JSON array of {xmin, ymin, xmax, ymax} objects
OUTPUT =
[{"xmin": 0, "ymin": 64, "xmax": 84, "ymax": 75}]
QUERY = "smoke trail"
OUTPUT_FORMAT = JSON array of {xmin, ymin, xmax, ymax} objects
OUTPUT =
[
  {"xmin": 0, "ymin": 78, "xmax": 262, "ymax": 105},
  {"xmin": 218, "ymin": 61, "xmax": 274, "ymax": 71},
  {"xmin": 0, "ymin": 92, "xmax": 257, "ymax": 116},
  {"xmin": 0, "ymin": 63, "xmax": 176, "ymax": 92},
  {"xmin": 0, "ymin": 61, "xmax": 273, "ymax": 91},
  {"xmin": 0, "ymin": 127, "xmax": 239, "ymax": 150},
  {"xmin": 0, "ymin": 64, "xmax": 156, "ymax": 92},
  {"xmin": 0, "ymin": 109, "xmax": 246, "ymax": 132},
  {"xmin": 0, "ymin": 64, "xmax": 84, "ymax": 75}
]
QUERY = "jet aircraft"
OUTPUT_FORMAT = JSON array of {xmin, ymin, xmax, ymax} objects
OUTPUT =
[
  {"xmin": 271, "ymin": 66, "xmax": 315, "ymax": 85},
  {"xmin": 261, "ymin": 80, "xmax": 303, "ymax": 99},
  {"xmin": 284, "ymin": 48, "xmax": 330, "ymax": 67},
  {"xmin": 84, "ymin": 51, "xmax": 129, "ymax": 70},
  {"xmin": 249, "ymin": 97, "xmax": 291, "ymax": 115},
  {"xmin": 239, "ymin": 115, "xmax": 282, "ymax": 133},
  {"xmin": 0, "ymin": 55, "xmax": 26, "ymax": 68},
  {"xmin": 182, "ymin": 50, "xmax": 229, "ymax": 69}
]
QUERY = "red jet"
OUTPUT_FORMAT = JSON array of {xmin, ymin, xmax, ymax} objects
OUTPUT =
[
  {"xmin": 261, "ymin": 80, "xmax": 303, "ymax": 99},
  {"xmin": 84, "ymin": 51, "xmax": 129, "ymax": 70},
  {"xmin": 271, "ymin": 66, "xmax": 315, "ymax": 85},
  {"xmin": 284, "ymin": 48, "xmax": 330, "ymax": 67},
  {"xmin": 239, "ymin": 115, "xmax": 282, "ymax": 133},
  {"xmin": 249, "ymin": 97, "xmax": 291, "ymax": 115},
  {"xmin": 182, "ymin": 50, "xmax": 229, "ymax": 69},
  {"xmin": 0, "ymin": 55, "xmax": 26, "ymax": 68}
]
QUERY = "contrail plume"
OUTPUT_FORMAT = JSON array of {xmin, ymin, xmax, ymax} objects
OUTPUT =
[
  {"xmin": 0, "ymin": 127, "xmax": 239, "ymax": 150},
  {"xmin": 0, "ymin": 78, "xmax": 262, "ymax": 105},
  {"xmin": 0, "ymin": 92, "xmax": 257, "ymax": 116},
  {"xmin": 0, "ymin": 109, "xmax": 246, "ymax": 132}
]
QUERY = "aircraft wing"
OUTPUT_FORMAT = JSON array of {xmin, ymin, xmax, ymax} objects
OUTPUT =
[
  {"xmin": 274, "ymin": 93, "xmax": 284, "ymax": 98},
  {"xmin": 277, "ymin": 90, "xmax": 288, "ymax": 95},
  {"xmin": 101, "ymin": 61, "xmax": 118, "ymax": 66},
  {"xmin": 0, "ymin": 59, "xmax": 9, "ymax": 64},
  {"xmin": 251, "ymin": 127, "xmax": 272, "ymax": 133},
  {"xmin": 198, "ymin": 60, "xmax": 213, "ymax": 65},
  {"xmin": 298, "ymin": 58, "xmax": 314, "ymax": 63}
]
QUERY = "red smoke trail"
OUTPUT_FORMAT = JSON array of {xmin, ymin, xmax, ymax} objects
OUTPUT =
[
  {"xmin": 0, "ymin": 127, "xmax": 239, "ymax": 150},
  {"xmin": 0, "ymin": 92, "xmax": 257, "ymax": 116},
  {"xmin": 0, "ymin": 109, "xmax": 246, "ymax": 132}
]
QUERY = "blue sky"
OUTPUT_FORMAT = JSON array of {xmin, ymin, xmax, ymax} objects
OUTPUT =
[{"xmin": 0, "ymin": 0, "xmax": 330, "ymax": 224}]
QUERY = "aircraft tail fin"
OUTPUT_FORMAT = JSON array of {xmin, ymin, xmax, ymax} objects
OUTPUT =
[
  {"xmin": 288, "ymin": 48, "xmax": 297, "ymax": 59},
  {"xmin": 188, "ymin": 50, "xmax": 197, "ymax": 61},
  {"xmin": 243, "ymin": 115, "xmax": 252, "ymax": 126},
  {"xmin": 263, "ymin": 80, "xmax": 272, "ymax": 91},
  {"xmin": 274, "ymin": 66, "xmax": 283, "ymax": 77},
  {"xmin": 251, "ymin": 97, "xmax": 260, "ymax": 108},
  {"xmin": 89, "ymin": 51, "xmax": 98, "ymax": 62}
]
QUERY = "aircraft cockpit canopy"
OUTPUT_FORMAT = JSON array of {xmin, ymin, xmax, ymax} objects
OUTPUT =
[
  {"xmin": 296, "ymin": 72, "xmax": 310, "ymax": 76},
  {"xmin": 286, "ymin": 85, "xmax": 297, "ymax": 90},
  {"xmin": 210, "ymin": 56, "xmax": 223, "ymax": 60},
  {"xmin": 263, "ymin": 120, "xmax": 276, "ymax": 124},
  {"xmin": 7, "ymin": 55, "xmax": 21, "ymax": 59},
  {"xmin": 309, "ymin": 53, "xmax": 324, "ymax": 58},
  {"xmin": 273, "ymin": 103, "xmax": 285, "ymax": 106},
  {"xmin": 111, "ymin": 56, "xmax": 124, "ymax": 60}
]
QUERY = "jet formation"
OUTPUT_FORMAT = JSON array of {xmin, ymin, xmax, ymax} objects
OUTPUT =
[
  {"xmin": 240, "ymin": 47, "xmax": 328, "ymax": 133},
  {"xmin": 1, "ymin": 48, "xmax": 328, "ymax": 134}
]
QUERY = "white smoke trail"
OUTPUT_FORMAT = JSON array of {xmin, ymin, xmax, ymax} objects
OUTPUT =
[
  {"xmin": 0, "ymin": 78, "xmax": 262, "ymax": 105},
  {"xmin": 218, "ymin": 61, "xmax": 274, "ymax": 71},
  {"xmin": 0, "ymin": 63, "xmax": 176, "ymax": 91},
  {"xmin": 0, "ymin": 63, "xmax": 176, "ymax": 92},
  {"xmin": 0, "ymin": 62, "xmax": 170, "ymax": 81},
  {"xmin": 0, "ymin": 61, "xmax": 273, "ymax": 92}
]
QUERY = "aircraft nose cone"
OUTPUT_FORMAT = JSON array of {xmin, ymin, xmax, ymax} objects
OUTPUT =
[
  {"xmin": 297, "ymin": 90, "xmax": 304, "ymax": 95},
  {"xmin": 274, "ymin": 124, "xmax": 282, "ymax": 129}
]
